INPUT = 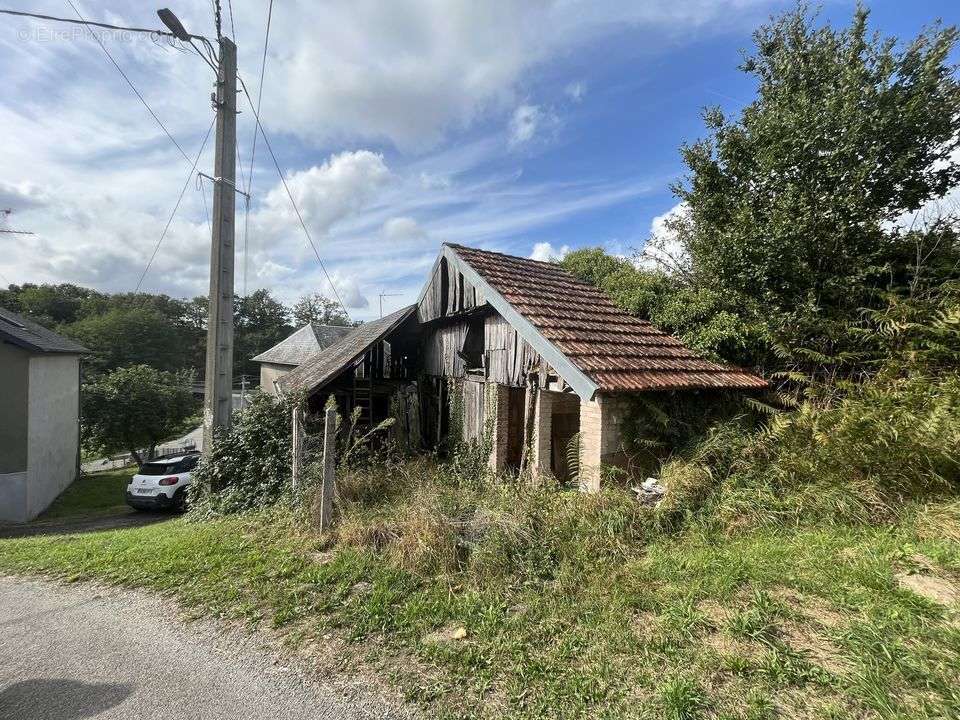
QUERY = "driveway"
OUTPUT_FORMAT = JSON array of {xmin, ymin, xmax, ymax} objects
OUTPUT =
[{"xmin": 0, "ymin": 577, "xmax": 407, "ymax": 720}]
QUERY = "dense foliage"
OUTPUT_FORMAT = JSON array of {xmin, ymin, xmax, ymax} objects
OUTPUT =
[
  {"xmin": 188, "ymin": 391, "xmax": 296, "ymax": 516},
  {"xmin": 563, "ymin": 5, "xmax": 960, "ymax": 379},
  {"xmin": 81, "ymin": 365, "xmax": 197, "ymax": 463},
  {"xmin": 559, "ymin": 4, "xmax": 960, "ymax": 529}
]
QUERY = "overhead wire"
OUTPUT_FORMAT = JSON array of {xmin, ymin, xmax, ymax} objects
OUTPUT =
[
  {"xmin": 64, "ymin": 0, "xmax": 194, "ymax": 168},
  {"xmin": 237, "ymin": 73, "xmax": 350, "ymax": 321},
  {"xmin": 0, "ymin": 8, "xmax": 176, "ymax": 38},
  {"xmin": 135, "ymin": 117, "xmax": 216, "ymax": 293},
  {"xmin": 242, "ymin": 0, "xmax": 274, "ymax": 301}
]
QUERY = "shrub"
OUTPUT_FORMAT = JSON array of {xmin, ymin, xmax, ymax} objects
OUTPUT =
[{"xmin": 189, "ymin": 391, "xmax": 296, "ymax": 517}]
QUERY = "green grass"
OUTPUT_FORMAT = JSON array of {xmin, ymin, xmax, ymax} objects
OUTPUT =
[
  {"xmin": 1, "ymin": 500, "xmax": 958, "ymax": 719},
  {"xmin": 38, "ymin": 468, "xmax": 134, "ymax": 520}
]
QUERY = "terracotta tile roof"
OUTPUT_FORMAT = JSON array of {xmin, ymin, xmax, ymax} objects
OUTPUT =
[{"xmin": 447, "ymin": 244, "xmax": 766, "ymax": 393}]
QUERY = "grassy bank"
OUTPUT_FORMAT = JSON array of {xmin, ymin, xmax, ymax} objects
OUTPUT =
[
  {"xmin": 1, "ymin": 490, "xmax": 958, "ymax": 719},
  {"xmin": 38, "ymin": 468, "xmax": 134, "ymax": 520}
]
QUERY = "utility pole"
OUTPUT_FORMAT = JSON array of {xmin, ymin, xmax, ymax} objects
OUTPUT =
[{"xmin": 202, "ymin": 36, "xmax": 237, "ymax": 450}]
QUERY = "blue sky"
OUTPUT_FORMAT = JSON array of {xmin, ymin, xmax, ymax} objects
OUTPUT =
[{"xmin": 0, "ymin": 0, "xmax": 957, "ymax": 320}]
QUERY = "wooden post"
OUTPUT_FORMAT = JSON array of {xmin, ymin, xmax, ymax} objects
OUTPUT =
[
  {"xmin": 291, "ymin": 403, "xmax": 305, "ymax": 492},
  {"xmin": 319, "ymin": 405, "xmax": 337, "ymax": 531},
  {"xmin": 518, "ymin": 375, "xmax": 537, "ymax": 474}
]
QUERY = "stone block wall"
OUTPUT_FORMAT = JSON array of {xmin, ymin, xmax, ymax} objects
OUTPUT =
[{"xmin": 579, "ymin": 393, "xmax": 629, "ymax": 492}]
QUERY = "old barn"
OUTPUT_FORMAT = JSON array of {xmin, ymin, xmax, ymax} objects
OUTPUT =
[{"xmin": 273, "ymin": 244, "xmax": 765, "ymax": 490}]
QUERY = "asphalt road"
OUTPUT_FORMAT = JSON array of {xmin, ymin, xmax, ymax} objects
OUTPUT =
[{"xmin": 0, "ymin": 577, "xmax": 405, "ymax": 720}]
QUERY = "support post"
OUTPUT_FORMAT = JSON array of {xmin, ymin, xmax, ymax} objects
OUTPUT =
[
  {"xmin": 319, "ymin": 405, "xmax": 337, "ymax": 531},
  {"xmin": 202, "ymin": 37, "xmax": 238, "ymax": 451},
  {"xmin": 518, "ymin": 375, "xmax": 537, "ymax": 475},
  {"xmin": 291, "ymin": 403, "xmax": 305, "ymax": 492}
]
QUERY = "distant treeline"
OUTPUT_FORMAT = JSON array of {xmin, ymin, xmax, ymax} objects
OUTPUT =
[{"xmin": 0, "ymin": 284, "xmax": 351, "ymax": 383}]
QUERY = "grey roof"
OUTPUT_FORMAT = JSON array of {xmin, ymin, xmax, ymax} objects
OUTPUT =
[
  {"xmin": 277, "ymin": 305, "xmax": 416, "ymax": 394},
  {"xmin": 251, "ymin": 323, "xmax": 353, "ymax": 366},
  {"xmin": 0, "ymin": 306, "xmax": 89, "ymax": 355}
]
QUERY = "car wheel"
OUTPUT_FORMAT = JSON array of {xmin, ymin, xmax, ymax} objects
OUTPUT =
[{"xmin": 173, "ymin": 488, "xmax": 188, "ymax": 513}]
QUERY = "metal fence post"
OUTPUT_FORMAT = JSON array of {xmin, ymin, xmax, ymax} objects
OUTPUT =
[{"xmin": 319, "ymin": 405, "xmax": 337, "ymax": 531}]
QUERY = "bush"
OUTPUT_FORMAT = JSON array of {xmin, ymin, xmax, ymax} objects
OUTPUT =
[{"xmin": 189, "ymin": 391, "xmax": 296, "ymax": 517}]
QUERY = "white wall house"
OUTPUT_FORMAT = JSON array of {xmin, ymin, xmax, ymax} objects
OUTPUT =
[{"xmin": 0, "ymin": 307, "xmax": 89, "ymax": 523}]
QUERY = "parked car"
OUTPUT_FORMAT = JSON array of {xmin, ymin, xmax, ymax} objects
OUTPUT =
[{"xmin": 126, "ymin": 453, "xmax": 200, "ymax": 511}]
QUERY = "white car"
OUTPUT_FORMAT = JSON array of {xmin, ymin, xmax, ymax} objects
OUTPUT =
[{"xmin": 126, "ymin": 453, "xmax": 200, "ymax": 512}]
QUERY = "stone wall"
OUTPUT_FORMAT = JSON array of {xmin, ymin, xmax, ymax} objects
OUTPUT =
[{"xmin": 578, "ymin": 393, "xmax": 630, "ymax": 492}]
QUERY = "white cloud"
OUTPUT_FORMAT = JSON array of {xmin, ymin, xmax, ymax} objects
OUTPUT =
[
  {"xmin": 328, "ymin": 271, "xmax": 369, "ymax": 309},
  {"xmin": 637, "ymin": 201, "xmax": 690, "ymax": 273},
  {"xmin": 508, "ymin": 104, "xmax": 560, "ymax": 147},
  {"xmin": 257, "ymin": 151, "xmax": 390, "ymax": 234},
  {"xmin": 0, "ymin": 0, "xmax": 780, "ymax": 317},
  {"xmin": 564, "ymin": 81, "xmax": 587, "ymax": 102},
  {"xmin": 530, "ymin": 241, "xmax": 570, "ymax": 262},
  {"xmin": 382, "ymin": 217, "xmax": 427, "ymax": 242}
]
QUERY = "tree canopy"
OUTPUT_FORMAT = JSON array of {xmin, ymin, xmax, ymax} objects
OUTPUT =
[
  {"xmin": 565, "ymin": 4, "xmax": 960, "ymax": 379},
  {"xmin": 81, "ymin": 365, "xmax": 197, "ymax": 463}
]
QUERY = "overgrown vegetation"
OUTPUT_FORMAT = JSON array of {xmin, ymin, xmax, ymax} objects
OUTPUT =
[{"xmin": 188, "ymin": 391, "xmax": 297, "ymax": 517}]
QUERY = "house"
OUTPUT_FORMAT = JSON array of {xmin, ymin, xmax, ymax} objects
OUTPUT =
[
  {"xmin": 278, "ymin": 244, "xmax": 765, "ymax": 490},
  {"xmin": 0, "ymin": 307, "xmax": 89, "ymax": 522},
  {"xmin": 252, "ymin": 323, "xmax": 352, "ymax": 394}
]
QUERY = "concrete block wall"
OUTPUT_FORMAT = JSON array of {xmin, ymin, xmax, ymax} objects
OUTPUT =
[{"xmin": 579, "ymin": 393, "xmax": 629, "ymax": 492}]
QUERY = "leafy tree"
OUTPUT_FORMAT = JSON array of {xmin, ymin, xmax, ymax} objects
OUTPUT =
[
  {"xmin": 81, "ymin": 365, "xmax": 197, "ymax": 463},
  {"xmin": 673, "ymin": 4, "xmax": 960, "ymax": 348},
  {"xmin": 4, "ymin": 283, "xmax": 105, "ymax": 326},
  {"xmin": 291, "ymin": 293, "xmax": 350, "ymax": 327},
  {"xmin": 64, "ymin": 307, "xmax": 187, "ymax": 375},
  {"xmin": 234, "ymin": 289, "xmax": 293, "ymax": 381}
]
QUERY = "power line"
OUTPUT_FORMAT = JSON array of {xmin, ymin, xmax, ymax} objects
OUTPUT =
[
  {"xmin": 245, "ymin": 0, "xmax": 273, "ymax": 196},
  {"xmin": 226, "ymin": 0, "xmax": 238, "ymax": 42},
  {"xmin": 61, "ymin": 1, "xmax": 194, "ymax": 168},
  {"xmin": 135, "ymin": 117, "xmax": 216, "ymax": 292},
  {"xmin": 0, "ymin": 8, "xmax": 177, "ymax": 37},
  {"xmin": 237, "ymin": 73, "xmax": 350, "ymax": 321},
  {"xmin": 242, "ymin": 0, "xmax": 274, "ymax": 301}
]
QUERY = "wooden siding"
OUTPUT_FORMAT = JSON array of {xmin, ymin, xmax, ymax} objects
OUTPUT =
[
  {"xmin": 418, "ymin": 255, "xmax": 485, "ymax": 323},
  {"xmin": 462, "ymin": 379, "xmax": 487, "ymax": 443},
  {"xmin": 484, "ymin": 315, "xmax": 541, "ymax": 386},
  {"xmin": 422, "ymin": 322, "xmax": 471, "ymax": 378}
]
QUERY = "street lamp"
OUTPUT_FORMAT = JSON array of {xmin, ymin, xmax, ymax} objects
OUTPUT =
[{"xmin": 156, "ymin": 8, "xmax": 191, "ymax": 41}]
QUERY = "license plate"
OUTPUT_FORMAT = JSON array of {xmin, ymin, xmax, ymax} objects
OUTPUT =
[{"xmin": 135, "ymin": 488, "xmax": 156, "ymax": 496}]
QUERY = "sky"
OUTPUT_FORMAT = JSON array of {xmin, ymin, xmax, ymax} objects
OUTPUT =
[{"xmin": 0, "ymin": 0, "xmax": 958, "ymax": 321}]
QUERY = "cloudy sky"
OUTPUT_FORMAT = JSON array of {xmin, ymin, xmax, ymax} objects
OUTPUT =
[{"xmin": 0, "ymin": 0, "xmax": 956, "ymax": 320}]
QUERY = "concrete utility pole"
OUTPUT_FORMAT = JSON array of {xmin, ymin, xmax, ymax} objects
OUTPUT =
[{"xmin": 202, "ymin": 36, "xmax": 237, "ymax": 449}]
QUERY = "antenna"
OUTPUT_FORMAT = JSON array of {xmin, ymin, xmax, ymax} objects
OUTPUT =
[
  {"xmin": 0, "ymin": 209, "xmax": 35, "ymax": 235},
  {"xmin": 378, "ymin": 291, "xmax": 401, "ymax": 318}
]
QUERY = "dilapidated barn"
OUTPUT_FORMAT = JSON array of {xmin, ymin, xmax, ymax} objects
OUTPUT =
[{"xmin": 275, "ymin": 243, "xmax": 765, "ymax": 490}]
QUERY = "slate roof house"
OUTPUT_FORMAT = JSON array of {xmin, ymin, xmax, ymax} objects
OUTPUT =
[
  {"xmin": 253, "ymin": 323, "xmax": 352, "ymax": 394},
  {"xmin": 0, "ymin": 307, "xmax": 89, "ymax": 522},
  {"xmin": 276, "ymin": 244, "xmax": 765, "ymax": 491}
]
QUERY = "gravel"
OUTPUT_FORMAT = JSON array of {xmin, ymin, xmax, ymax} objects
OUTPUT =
[{"xmin": 0, "ymin": 576, "xmax": 408, "ymax": 720}]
